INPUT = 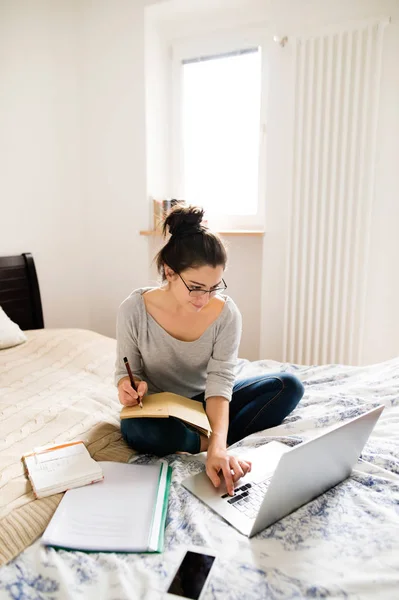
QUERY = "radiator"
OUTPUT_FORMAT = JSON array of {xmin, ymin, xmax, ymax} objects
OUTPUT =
[{"xmin": 283, "ymin": 18, "xmax": 389, "ymax": 365}]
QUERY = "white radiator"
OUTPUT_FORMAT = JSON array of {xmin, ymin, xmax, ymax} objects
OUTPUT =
[{"xmin": 283, "ymin": 18, "xmax": 389, "ymax": 365}]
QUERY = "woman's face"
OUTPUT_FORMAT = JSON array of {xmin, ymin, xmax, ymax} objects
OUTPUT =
[{"xmin": 167, "ymin": 264, "xmax": 225, "ymax": 312}]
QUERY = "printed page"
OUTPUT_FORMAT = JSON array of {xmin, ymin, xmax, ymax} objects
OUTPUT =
[{"xmin": 42, "ymin": 461, "xmax": 162, "ymax": 552}]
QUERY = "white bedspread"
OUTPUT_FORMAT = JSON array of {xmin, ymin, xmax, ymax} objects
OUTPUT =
[{"xmin": 1, "ymin": 355, "xmax": 399, "ymax": 599}]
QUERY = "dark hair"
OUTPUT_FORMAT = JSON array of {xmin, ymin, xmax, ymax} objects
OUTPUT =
[{"xmin": 155, "ymin": 205, "xmax": 227, "ymax": 279}]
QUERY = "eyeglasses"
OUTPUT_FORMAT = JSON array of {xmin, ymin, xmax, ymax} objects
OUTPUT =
[{"xmin": 178, "ymin": 274, "xmax": 227, "ymax": 297}]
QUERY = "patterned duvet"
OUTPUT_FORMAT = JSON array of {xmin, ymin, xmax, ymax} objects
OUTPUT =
[{"xmin": 1, "ymin": 336, "xmax": 398, "ymax": 599}]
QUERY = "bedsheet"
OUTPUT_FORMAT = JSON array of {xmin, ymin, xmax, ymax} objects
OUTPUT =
[
  {"xmin": 0, "ymin": 329, "xmax": 133, "ymax": 566},
  {"xmin": 1, "ymin": 356, "xmax": 399, "ymax": 599}
]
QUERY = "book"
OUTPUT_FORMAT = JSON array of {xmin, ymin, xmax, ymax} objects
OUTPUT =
[
  {"xmin": 23, "ymin": 441, "xmax": 103, "ymax": 499},
  {"xmin": 41, "ymin": 460, "xmax": 172, "ymax": 553},
  {"xmin": 120, "ymin": 392, "xmax": 211, "ymax": 437}
]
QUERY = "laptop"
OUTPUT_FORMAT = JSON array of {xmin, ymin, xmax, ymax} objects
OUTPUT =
[{"xmin": 182, "ymin": 405, "xmax": 384, "ymax": 537}]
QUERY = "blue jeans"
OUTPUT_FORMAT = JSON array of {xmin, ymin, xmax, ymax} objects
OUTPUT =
[{"xmin": 120, "ymin": 373, "xmax": 304, "ymax": 457}]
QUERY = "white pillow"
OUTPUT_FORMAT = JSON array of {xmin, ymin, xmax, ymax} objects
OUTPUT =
[{"xmin": 0, "ymin": 306, "xmax": 27, "ymax": 349}]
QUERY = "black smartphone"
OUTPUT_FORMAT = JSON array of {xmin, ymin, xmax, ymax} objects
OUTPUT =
[{"xmin": 166, "ymin": 547, "xmax": 217, "ymax": 600}]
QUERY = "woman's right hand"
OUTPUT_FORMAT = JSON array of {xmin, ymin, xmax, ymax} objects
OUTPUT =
[{"xmin": 118, "ymin": 376, "xmax": 148, "ymax": 407}]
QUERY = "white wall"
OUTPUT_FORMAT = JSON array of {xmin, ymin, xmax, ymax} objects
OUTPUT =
[
  {"xmin": 80, "ymin": 0, "xmax": 149, "ymax": 337},
  {"xmin": 0, "ymin": 0, "xmax": 151, "ymax": 338},
  {"xmin": 362, "ymin": 21, "xmax": 399, "ymax": 364},
  {"xmin": 145, "ymin": 15, "xmax": 171, "ymax": 201},
  {"xmin": 0, "ymin": 0, "xmax": 89, "ymax": 328}
]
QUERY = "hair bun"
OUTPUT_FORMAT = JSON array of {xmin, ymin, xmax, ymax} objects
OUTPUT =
[{"xmin": 164, "ymin": 205, "xmax": 205, "ymax": 237}]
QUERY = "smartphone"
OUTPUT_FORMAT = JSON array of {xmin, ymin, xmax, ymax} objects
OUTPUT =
[{"xmin": 166, "ymin": 547, "xmax": 217, "ymax": 600}]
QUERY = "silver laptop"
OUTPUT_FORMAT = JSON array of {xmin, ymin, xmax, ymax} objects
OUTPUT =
[{"xmin": 182, "ymin": 405, "xmax": 384, "ymax": 537}]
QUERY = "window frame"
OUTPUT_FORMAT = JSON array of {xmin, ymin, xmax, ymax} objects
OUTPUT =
[{"xmin": 170, "ymin": 28, "xmax": 268, "ymax": 230}]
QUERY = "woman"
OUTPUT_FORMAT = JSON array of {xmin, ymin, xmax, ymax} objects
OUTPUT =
[{"xmin": 116, "ymin": 206, "xmax": 304, "ymax": 495}]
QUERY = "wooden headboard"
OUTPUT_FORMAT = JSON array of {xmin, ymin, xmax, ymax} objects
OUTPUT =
[{"xmin": 0, "ymin": 253, "xmax": 44, "ymax": 330}]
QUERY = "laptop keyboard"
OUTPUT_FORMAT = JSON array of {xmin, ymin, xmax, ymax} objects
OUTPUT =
[{"xmin": 221, "ymin": 479, "xmax": 271, "ymax": 520}]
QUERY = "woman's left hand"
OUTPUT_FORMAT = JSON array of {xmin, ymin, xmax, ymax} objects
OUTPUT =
[{"xmin": 206, "ymin": 446, "xmax": 252, "ymax": 496}]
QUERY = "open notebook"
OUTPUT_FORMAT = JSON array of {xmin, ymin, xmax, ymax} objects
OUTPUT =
[
  {"xmin": 41, "ymin": 461, "xmax": 172, "ymax": 553},
  {"xmin": 23, "ymin": 441, "xmax": 103, "ymax": 499},
  {"xmin": 120, "ymin": 392, "xmax": 211, "ymax": 437}
]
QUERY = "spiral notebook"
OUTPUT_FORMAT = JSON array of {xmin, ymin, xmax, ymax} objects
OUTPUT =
[{"xmin": 41, "ymin": 461, "xmax": 172, "ymax": 553}]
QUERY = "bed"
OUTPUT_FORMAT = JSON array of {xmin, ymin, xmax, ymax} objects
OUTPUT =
[{"xmin": 0, "ymin": 253, "xmax": 398, "ymax": 599}]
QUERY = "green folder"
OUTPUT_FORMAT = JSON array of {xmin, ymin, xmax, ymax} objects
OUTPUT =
[
  {"xmin": 41, "ymin": 460, "xmax": 172, "ymax": 554},
  {"xmin": 147, "ymin": 459, "xmax": 173, "ymax": 553}
]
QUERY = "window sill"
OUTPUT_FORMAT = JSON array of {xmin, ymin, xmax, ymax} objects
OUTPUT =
[{"xmin": 140, "ymin": 229, "xmax": 265, "ymax": 237}]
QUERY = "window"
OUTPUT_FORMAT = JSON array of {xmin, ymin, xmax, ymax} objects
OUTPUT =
[{"xmin": 172, "ymin": 37, "xmax": 265, "ymax": 229}]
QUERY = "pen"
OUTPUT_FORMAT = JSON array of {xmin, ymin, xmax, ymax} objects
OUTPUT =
[{"xmin": 123, "ymin": 356, "xmax": 143, "ymax": 409}]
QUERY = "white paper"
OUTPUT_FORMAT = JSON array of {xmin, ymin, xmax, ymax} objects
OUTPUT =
[{"xmin": 41, "ymin": 461, "xmax": 163, "ymax": 552}]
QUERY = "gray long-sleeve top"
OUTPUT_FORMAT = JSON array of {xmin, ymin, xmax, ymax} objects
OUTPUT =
[{"xmin": 115, "ymin": 288, "xmax": 242, "ymax": 401}]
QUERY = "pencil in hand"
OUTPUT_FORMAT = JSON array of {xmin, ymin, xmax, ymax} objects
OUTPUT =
[{"xmin": 123, "ymin": 356, "xmax": 143, "ymax": 409}]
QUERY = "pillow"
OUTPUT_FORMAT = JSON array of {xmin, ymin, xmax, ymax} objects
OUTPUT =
[{"xmin": 0, "ymin": 306, "xmax": 27, "ymax": 349}]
